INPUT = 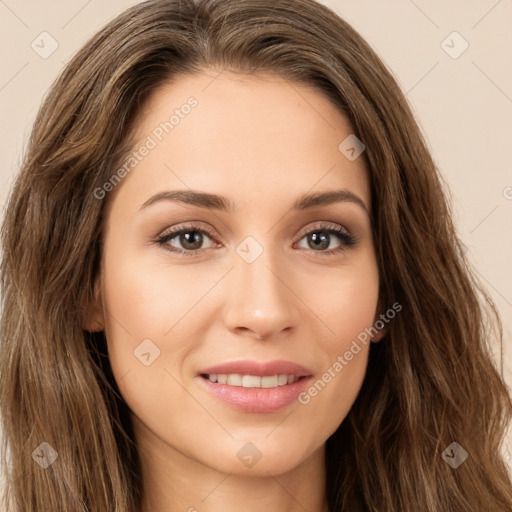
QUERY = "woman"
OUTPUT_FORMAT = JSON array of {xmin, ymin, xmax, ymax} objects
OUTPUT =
[{"xmin": 1, "ymin": 0, "xmax": 511, "ymax": 510}]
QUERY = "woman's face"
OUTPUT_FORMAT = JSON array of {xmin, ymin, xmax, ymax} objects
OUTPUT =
[{"xmin": 87, "ymin": 71, "xmax": 383, "ymax": 476}]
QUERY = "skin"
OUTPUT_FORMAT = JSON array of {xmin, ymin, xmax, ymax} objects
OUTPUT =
[{"xmin": 84, "ymin": 70, "xmax": 386, "ymax": 512}]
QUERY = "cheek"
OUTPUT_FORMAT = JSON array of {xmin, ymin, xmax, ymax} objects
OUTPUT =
[
  {"xmin": 101, "ymin": 242, "xmax": 223, "ymax": 345},
  {"xmin": 295, "ymin": 253, "xmax": 379, "ymax": 436},
  {"xmin": 99, "ymin": 252, "xmax": 213, "ymax": 439},
  {"xmin": 310, "ymin": 250, "xmax": 380, "ymax": 350},
  {"xmin": 99, "ymin": 241, "xmax": 232, "ymax": 407}
]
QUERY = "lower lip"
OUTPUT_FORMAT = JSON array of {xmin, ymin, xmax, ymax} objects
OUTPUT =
[{"xmin": 196, "ymin": 375, "xmax": 313, "ymax": 413}]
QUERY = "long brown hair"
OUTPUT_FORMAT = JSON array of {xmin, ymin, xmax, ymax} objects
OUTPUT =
[{"xmin": 1, "ymin": 0, "xmax": 511, "ymax": 510}]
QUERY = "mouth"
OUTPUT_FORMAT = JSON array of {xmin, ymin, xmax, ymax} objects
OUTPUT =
[{"xmin": 196, "ymin": 360, "xmax": 313, "ymax": 413}]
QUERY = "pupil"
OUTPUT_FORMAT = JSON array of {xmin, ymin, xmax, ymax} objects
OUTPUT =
[
  {"xmin": 181, "ymin": 231, "xmax": 202, "ymax": 250},
  {"xmin": 309, "ymin": 231, "xmax": 329, "ymax": 250}
]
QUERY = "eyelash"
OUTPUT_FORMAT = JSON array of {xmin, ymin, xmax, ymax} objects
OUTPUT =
[{"xmin": 154, "ymin": 222, "xmax": 357, "ymax": 258}]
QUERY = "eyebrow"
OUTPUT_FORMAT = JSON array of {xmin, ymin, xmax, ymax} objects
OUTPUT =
[{"xmin": 139, "ymin": 188, "xmax": 369, "ymax": 215}]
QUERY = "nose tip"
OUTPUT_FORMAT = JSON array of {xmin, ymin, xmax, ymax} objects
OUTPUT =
[{"xmin": 221, "ymin": 259, "xmax": 300, "ymax": 341}]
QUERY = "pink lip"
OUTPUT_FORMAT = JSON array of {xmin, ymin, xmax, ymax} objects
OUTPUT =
[
  {"xmin": 196, "ymin": 359, "xmax": 313, "ymax": 413},
  {"xmin": 198, "ymin": 359, "xmax": 312, "ymax": 378}
]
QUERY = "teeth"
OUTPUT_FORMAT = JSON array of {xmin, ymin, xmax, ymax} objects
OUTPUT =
[
  {"xmin": 261, "ymin": 376, "xmax": 278, "ymax": 388},
  {"xmin": 242, "ymin": 375, "xmax": 261, "ymax": 387},
  {"xmin": 205, "ymin": 373, "xmax": 300, "ymax": 388},
  {"xmin": 227, "ymin": 374, "xmax": 242, "ymax": 386},
  {"xmin": 279, "ymin": 374, "xmax": 288, "ymax": 386}
]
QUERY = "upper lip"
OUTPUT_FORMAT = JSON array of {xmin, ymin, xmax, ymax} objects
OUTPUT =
[{"xmin": 198, "ymin": 359, "xmax": 313, "ymax": 378}]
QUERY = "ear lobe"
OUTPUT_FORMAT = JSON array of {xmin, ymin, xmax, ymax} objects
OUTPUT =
[
  {"xmin": 370, "ymin": 327, "xmax": 387, "ymax": 343},
  {"xmin": 82, "ymin": 278, "xmax": 105, "ymax": 332},
  {"xmin": 370, "ymin": 298, "xmax": 389, "ymax": 343}
]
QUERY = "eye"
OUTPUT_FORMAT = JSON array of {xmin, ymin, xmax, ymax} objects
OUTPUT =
[
  {"xmin": 295, "ymin": 222, "xmax": 356, "ymax": 255},
  {"xmin": 154, "ymin": 221, "xmax": 357, "ymax": 257},
  {"xmin": 154, "ymin": 223, "xmax": 220, "ymax": 256}
]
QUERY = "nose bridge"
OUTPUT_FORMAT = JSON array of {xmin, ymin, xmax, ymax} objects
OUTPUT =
[{"xmin": 222, "ymin": 236, "xmax": 300, "ymax": 339}]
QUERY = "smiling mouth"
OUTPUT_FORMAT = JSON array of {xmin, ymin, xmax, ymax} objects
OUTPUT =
[{"xmin": 200, "ymin": 373, "xmax": 307, "ymax": 388}]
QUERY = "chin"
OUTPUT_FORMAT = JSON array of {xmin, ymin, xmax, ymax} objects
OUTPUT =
[{"xmin": 196, "ymin": 432, "xmax": 322, "ymax": 476}]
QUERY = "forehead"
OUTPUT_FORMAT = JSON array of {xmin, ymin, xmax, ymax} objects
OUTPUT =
[
  {"xmin": 111, "ymin": 70, "xmax": 370, "ymax": 211},
  {"xmin": 136, "ymin": 71, "xmax": 357, "ymax": 149}
]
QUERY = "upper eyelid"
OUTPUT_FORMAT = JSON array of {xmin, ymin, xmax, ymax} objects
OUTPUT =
[
  {"xmin": 157, "ymin": 222, "xmax": 220, "ymax": 240},
  {"xmin": 296, "ymin": 221, "xmax": 351, "ymax": 237}
]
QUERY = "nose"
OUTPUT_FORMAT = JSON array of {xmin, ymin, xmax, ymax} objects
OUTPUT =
[{"xmin": 222, "ymin": 251, "xmax": 301, "ymax": 341}]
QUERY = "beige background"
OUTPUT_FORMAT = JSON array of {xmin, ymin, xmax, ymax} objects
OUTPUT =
[{"xmin": 0, "ymin": 0, "xmax": 511, "ymax": 466}]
